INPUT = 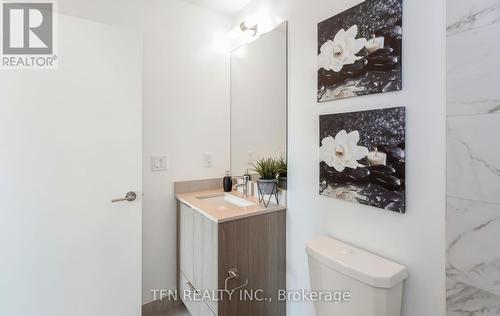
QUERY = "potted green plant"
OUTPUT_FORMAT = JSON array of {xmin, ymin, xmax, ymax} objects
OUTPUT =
[
  {"xmin": 277, "ymin": 156, "xmax": 287, "ymax": 190},
  {"xmin": 251, "ymin": 157, "xmax": 282, "ymax": 195}
]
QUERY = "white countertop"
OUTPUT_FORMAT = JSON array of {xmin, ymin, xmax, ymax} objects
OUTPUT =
[{"xmin": 176, "ymin": 189, "xmax": 286, "ymax": 223}]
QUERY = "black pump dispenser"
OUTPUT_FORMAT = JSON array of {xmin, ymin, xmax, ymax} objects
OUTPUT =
[{"xmin": 223, "ymin": 170, "xmax": 232, "ymax": 192}]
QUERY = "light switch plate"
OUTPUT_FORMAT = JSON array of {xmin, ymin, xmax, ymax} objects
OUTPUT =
[
  {"xmin": 204, "ymin": 152, "xmax": 214, "ymax": 168},
  {"xmin": 151, "ymin": 155, "xmax": 168, "ymax": 171}
]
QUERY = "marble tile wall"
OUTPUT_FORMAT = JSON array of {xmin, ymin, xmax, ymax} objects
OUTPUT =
[{"xmin": 447, "ymin": 0, "xmax": 500, "ymax": 314}]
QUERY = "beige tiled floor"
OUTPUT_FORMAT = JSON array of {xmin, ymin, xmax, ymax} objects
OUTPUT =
[{"xmin": 142, "ymin": 301, "xmax": 190, "ymax": 316}]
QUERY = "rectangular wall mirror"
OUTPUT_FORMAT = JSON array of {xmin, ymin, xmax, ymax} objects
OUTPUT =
[{"xmin": 230, "ymin": 21, "xmax": 288, "ymax": 181}]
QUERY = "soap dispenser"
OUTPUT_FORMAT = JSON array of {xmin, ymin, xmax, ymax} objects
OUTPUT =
[{"xmin": 223, "ymin": 170, "xmax": 232, "ymax": 192}]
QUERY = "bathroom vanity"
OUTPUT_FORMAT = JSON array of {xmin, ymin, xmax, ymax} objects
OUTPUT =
[
  {"xmin": 174, "ymin": 19, "xmax": 288, "ymax": 316},
  {"xmin": 176, "ymin": 187, "xmax": 286, "ymax": 316}
]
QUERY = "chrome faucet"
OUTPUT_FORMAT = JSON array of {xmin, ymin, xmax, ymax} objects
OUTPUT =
[{"xmin": 232, "ymin": 173, "xmax": 251, "ymax": 197}]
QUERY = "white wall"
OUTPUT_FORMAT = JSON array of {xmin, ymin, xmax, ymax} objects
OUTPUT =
[
  {"xmin": 57, "ymin": 0, "xmax": 142, "ymax": 27},
  {"xmin": 141, "ymin": 0, "xmax": 231, "ymax": 304},
  {"xmin": 232, "ymin": 0, "xmax": 447, "ymax": 315}
]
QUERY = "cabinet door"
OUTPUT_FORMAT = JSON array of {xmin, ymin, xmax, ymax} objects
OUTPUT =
[
  {"xmin": 179, "ymin": 202, "xmax": 194, "ymax": 282},
  {"xmin": 180, "ymin": 271, "xmax": 215, "ymax": 316},
  {"xmin": 193, "ymin": 211, "xmax": 219, "ymax": 314},
  {"xmin": 199, "ymin": 301, "xmax": 216, "ymax": 316}
]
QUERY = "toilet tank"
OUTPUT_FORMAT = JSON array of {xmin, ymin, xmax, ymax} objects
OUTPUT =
[{"xmin": 306, "ymin": 236, "xmax": 408, "ymax": 316}]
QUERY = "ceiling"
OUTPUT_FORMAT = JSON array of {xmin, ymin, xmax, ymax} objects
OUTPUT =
[{"xmin": 181, "ymin": 0, "xmax": 251, "ymax": 16}]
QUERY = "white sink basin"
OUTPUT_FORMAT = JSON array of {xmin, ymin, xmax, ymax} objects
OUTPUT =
[{"xmin": 196, "ymin": 193, "xmax": 255, "ymax": 208}]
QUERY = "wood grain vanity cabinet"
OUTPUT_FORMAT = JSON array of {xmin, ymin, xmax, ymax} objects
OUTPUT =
[{"xmin": 177, "ymin": 201, "xmax": 286, "ymax": 316}]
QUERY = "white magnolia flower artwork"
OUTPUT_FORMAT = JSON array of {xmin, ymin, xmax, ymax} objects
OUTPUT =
[
  {"xmin": 318, "ymin": 25, "xmax": 367, "ymax": 72},
  {"xmin": 319, "ymin": 107, "xmax": 406, "ymax": 214},
  {"xmin": 320, "ymin": 129, "xmax": 368, "ymax": 172},
  {"xmin": 317, "ymin": 0, "xmax": 403, "ymax": 102}
]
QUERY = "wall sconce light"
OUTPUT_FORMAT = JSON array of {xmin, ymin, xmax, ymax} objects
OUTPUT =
[{"xmin": 240, "ymin": 20, "xmax": 258, "ymax": 36}]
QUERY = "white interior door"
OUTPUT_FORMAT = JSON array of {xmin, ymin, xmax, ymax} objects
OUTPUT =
[{"xmin": 0, "ymin": 14, "xmax": 142, "ymax": 316}]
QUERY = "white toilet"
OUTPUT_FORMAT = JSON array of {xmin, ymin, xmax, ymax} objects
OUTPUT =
[{"xmin": 306, "ymin": 236, "xmax": 408, "ymax": 316}]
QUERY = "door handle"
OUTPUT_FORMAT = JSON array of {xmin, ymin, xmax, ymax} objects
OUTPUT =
[{"xmin": 111, "ymin": 191, "xmax": 137, "ymax": 203}]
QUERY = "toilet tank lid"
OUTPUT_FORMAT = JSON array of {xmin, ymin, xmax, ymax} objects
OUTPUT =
[{"xmin": 306, "ymin": 236, "xmax": 408, "ymax": 289}]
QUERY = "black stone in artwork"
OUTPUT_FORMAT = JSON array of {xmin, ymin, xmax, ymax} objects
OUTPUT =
[
  {"xmin": 319, "ymin": 107, "xmax": 406, "ymax": 213},
  {"xmin": 317, "ymin": 0, "xmax": 402, "ymax": 102}
]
